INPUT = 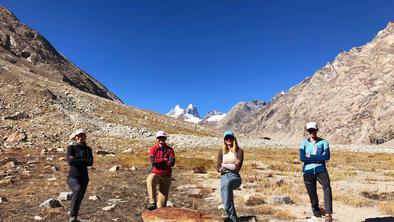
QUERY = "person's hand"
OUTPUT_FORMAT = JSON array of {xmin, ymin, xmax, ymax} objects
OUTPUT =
[
  {"xmin": 305, "ymin": 154, "xmax": 311, "ymax": 158},
  {"xmin": 69, "ymin": 156, "xmax": 74, "ymax": 160},
  {"xmin": 234, "ymin": 159, "xmax": 240, "ymax": 165}
]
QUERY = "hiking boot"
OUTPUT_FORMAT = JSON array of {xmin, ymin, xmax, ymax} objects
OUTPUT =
[
  {"xmin": 312, "ymin": 210, "xmax": 321, "ymax": 217},
  {"xmin": 147, "ymin": 203, "xmax": 157, "ymax": 210},
  {"xmin": 325, "ymin": 214, "xmax": 333, "ymax": 222},
  {"xmin": 221, "ymin": 209, "xmax": 229, "ymax": 220}
]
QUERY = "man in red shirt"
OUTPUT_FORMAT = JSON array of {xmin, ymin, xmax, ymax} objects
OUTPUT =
[{"xmin": 146, "ymin": 130, "xmax": 175, "ymax": 210}]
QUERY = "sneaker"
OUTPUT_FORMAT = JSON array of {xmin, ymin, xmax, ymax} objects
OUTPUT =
[
  {"xmin": 147, "ymin": 203, "xmax": 157, "ymax": 210},
  {"xmin": 325, "ymin": 214, "xmax": 333, "ymax": 222},
  {"xmin": 221, "ymin": 210, "xmax": 229, "ymax": 220},
  {"xmin": 69, "ymin": 217, "xmax": 80, "ymax": 222}
]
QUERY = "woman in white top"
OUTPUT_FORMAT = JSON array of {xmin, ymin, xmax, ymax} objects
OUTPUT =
[{"xmin": 217, "ymin": 131, "xmax": 244, "ymax": 222}]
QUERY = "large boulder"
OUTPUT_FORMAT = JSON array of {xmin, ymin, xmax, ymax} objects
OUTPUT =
[{"xmin": 141, "ymin": 208, "xmax": 222, "ymax": 222}]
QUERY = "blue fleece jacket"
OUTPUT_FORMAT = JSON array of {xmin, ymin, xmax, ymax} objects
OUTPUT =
[{"xmin": 299, "ymin": 137, "xmax": 330, "ymax": 174}]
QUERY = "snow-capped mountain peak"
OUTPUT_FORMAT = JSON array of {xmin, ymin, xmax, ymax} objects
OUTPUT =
[
  {"xmin": 203, "ymin": 110, "xmax": 227, "ymax": 122},
  {"xmin": 166, "ymin": 104, "xmax": 202, "ymax": 123},
  {"xmin": 185, "ymin": 104, "xmax": 201, "ymax": 118},
  {"xmin": 166, "ymin": 104, "xmax": 185, "ymax": 118}
]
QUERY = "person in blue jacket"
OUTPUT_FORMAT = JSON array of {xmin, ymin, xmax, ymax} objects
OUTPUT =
[{"xmin": 300, "ymin": 122, "xmax": 332, "ymax": 222}]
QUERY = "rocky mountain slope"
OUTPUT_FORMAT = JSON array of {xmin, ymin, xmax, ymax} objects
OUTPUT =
[
  {"xmin": 0, "ymin": 7, "xmax": 120, "ymax": 102},
  {"xmin": 0, "ymin": 6, "xmax": 225, "ymax": 151},
  {"xmin": 230, "ymin": 22, "xmax": 394, "ymax": 145}
]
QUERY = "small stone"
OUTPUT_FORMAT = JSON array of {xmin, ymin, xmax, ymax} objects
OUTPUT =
[
  {"xmin": 46, "ymin": 156, "xmax": 54, "ymax": 161},
  {"xmin": 47, "ymin": 177, "xmax": 57, "ymax": 181},
  {"xmin": 270, "ymin": 195, "xmax": 292, "ymax": 204},
  {"xmin": 4, "ymin": 161, "xmax": 17, "ymax": 168},
  {"xmin": 21, "ymin": 170, "xmax": 30, "ymax": 177},
  {"xmin": 96, "ymin": 150, "xmax": 114, "ymax": 156},
  {"xmin": 51, "ymin": 166, "xmax": 59, "ymax": 172},
  {"xmin": 109, "ymin": 165, "xmax": 120, "ymax": 172},
  {"xmin": 102, "ymin": 204, "xmax": 116, "ymax": 211},
  {"xmin": 5, "ymin": 132, "xmax": 27, "ymax": 142},
  {"xmin": 192, "ymin": 166, "xmax": 207, "ymax": 174},
  {"xmin": 56, "ymin": 148, "xmax": 65, "ymax": 152},
  {"xmin": 40, "ymin": 148, "xmax": 48, "ymax": 156},
  {"xmin": 0, "ymin": 197, "xmax": 8, "ymax": 203},
  {"xmin": 244, "ymin": 194, "xmax": 265, "ymax": 206},
  {"xmin": 57, "ymin": 192, "xmax": 72, "ymax": 201},
  {"xmin": 34, "ymin": 216, "xmax": 43, "ymax": 221},
  {"xmin": 130, "ymin": 166, "xmax": 137, "ymax": 171},
  {"xmin": 275, "ymin": 178, "xmax": 285, "ymax": 186},
  {"xmin": 166, "ymin": 200, "xmax": 174, "ymax": 207},
  {"xmin": 122, "ymin": 148, "xmax": 133, "ymax": 153},
  {"xmin": 40, "ymin": 198, "xmax": 62, "ymax": 208},
  {"xmin": 2, "ymin": 112, "xmax": 30, "ymax": 120},
  {"xmin": 292, "ymin": 159, "xmax": 301, "ymax": 164},
  {"xmin": 89, "ymin": 195, "xmax": 99, "ymax": 201},
  {"xmin": 0, "ymin": 179, "xmax": 12, "ymax": 185}
]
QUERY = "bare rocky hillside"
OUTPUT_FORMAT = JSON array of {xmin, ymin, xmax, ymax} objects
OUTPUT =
[
  {"xmin": 0, "ymin": 6, "xmax": 227, "ymax": 152},
  {"xmin": 227, "ymin": 22, "xmax": 394, "ymax": 145}
]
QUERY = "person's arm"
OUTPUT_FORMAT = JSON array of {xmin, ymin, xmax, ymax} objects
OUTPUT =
[
  {"xmin": 233, "ymin": 149, "xmax": 244, "ymax": 171},
  {"xmin": 66, "ymin": 145, "xmax": 85, "ymax": 166},
  {"xmin": 216, "ymin": 149, "xmax": 223, "ymax": 172},
  {"xmin": 299, "ymin": 142, "xmax": 323, "ymax": 164},
  {"xmin": 299, "ymin": 142, "xmax": 308, "ymax": 162},
  {"xmin": 86, "ymin": 147, "xmax": 94, "ymax": 166},
  {"xmin": 309, "ymin": 140, "xmax": 330, "ymax": 161},
  {"xmin": 167, "ymin": 148, "xmax": 175, "ymax": 167},
  {"xmin": 149, "ymin": 147, "xmax": 167, "ymax": 168}
]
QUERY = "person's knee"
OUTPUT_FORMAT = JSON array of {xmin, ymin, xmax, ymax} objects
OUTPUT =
[
  {"xmin": 323, "ymin": 185, "xmax": 332, "ymax": 191},
  {"xmin": 73, "ymin": 184, "xmax": 82, "ymax": 193}
]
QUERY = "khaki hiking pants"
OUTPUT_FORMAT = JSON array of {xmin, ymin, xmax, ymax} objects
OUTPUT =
[{"xmin": 146, "ymin": 173, "xmax": 172, "ymax": 208}]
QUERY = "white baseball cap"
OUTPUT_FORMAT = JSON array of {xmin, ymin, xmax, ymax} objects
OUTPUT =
[
  {"xmin": 305, "ymin": 122, "xmax": 318, "ymax": 130},
  {"xmin": 70, "ymin": 128, "xmax": 86, "ymax": 140},
  {"xmin": 155, "ymin": 130, "xmax": 167, "ymax": 138}
]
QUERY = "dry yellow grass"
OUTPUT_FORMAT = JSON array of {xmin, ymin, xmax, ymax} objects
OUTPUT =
[{"xmin": 378, "ymin": 201, "xmax": 394, "ymax": 214}]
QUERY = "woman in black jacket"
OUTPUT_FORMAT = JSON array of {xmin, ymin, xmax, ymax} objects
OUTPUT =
[{"xmin": 66, "ymin": 129, "xmax": 93, "ymax": 222}]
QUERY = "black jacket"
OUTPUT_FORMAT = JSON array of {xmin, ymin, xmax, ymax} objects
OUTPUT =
[{"xmin": 66, "ymin": 143, "xmax": 93, "ymax": 177}]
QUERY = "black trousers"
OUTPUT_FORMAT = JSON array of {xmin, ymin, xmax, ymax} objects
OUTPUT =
[
  {"xmin": 303, "ymin": 171, "xmax": 333, "ymax": 215},
  {"xmin": 68, "ymin": 176, "xmax": 89, "ymax": 217}
]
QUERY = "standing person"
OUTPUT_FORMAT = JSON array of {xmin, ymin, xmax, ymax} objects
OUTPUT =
[
  {"xmin": 146, "ymin": 130, "xmax": 175, "ymax": 210},
  {"xmin": 66, "ymin": 129, "xmax": 94, "ymax": 222},
  {"xmin": 217, "ymin": 131, "xmax": 243, "ymax": 222},
  {"xmin": 300, "ymin": 122, "xmax": 333, "ymax": 222}
]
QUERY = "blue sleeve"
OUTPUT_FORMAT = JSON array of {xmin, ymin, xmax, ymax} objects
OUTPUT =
[{"xmin": 299, "ymin": 141, "xmax": 308, "ymax": 162}]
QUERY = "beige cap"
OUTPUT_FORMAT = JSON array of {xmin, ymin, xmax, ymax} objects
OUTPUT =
[
  {"xmin": 305, "ymin": 122, "xmax": 318, "ymax": 130},
  {"xmin": 70, "ymin": 128, "xmax": 86, "ymax": 140}
]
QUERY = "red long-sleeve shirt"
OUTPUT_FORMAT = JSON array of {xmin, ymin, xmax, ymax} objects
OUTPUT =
[{"xmin": 149, "ymin": 143, "xmax": 175, "ymax": 176}]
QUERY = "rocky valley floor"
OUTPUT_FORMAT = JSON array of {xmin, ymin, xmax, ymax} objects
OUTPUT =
[{"xmin": 1, "ymin": 145, "xmax": 394, "ymax": 222}]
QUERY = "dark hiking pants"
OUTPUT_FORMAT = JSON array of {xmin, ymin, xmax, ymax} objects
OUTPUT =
[
  {"xmin": 303, "ymin": 171, "xmax": 333, "ymax": 215},
  {"xmin": 68, "ymin": 176, "xmax": 89, "ymax": 217}
]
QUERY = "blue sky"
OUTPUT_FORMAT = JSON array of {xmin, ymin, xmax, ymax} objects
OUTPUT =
[{"xmin": 2, "ymin": 1, "xmax": 394, "ymax": 116}]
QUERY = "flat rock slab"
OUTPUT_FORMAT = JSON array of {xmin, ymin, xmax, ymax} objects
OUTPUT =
[{"xmin": 141, "ymin": 207, "xmax": 222, "ymax": 222}]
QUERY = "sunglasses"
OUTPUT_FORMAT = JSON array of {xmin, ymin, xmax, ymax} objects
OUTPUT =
[
  {"xmin": 157, "ymin": 136, "xmax": 167, "ymax": 140},
  {"xmin": 307, "ymin": 129, "xmax": 317, "ymax": 133},
  {"xmin": 224, "ymin": 137, "xmax": 234, "ymax": 141}
]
